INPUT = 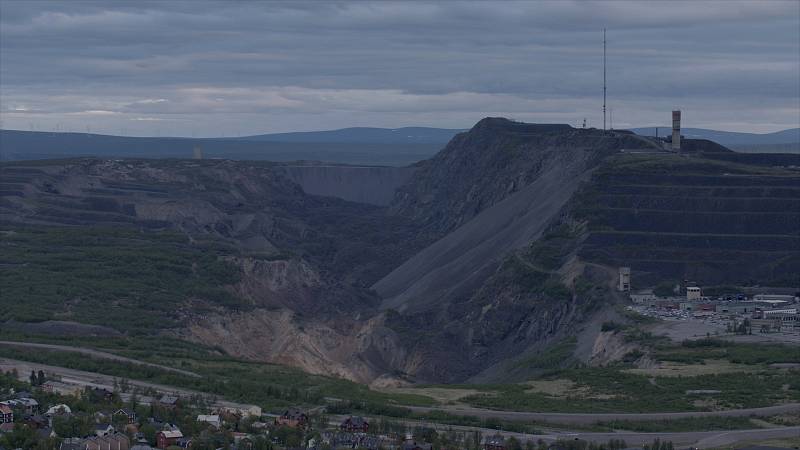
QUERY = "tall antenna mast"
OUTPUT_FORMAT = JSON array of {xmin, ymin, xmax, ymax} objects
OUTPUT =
[{"xmin": 603, "ymin": 28, "xmax": 607, "ymax": 132}]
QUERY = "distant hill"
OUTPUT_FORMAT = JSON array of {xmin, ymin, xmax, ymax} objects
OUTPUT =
[
  {"xmin": 630, "ymin": 127, "xmax": 799, "ymax": 153},
  {"xmin": 3, "ymin": 125, "xmax": 796, "ymax": 164},
  {"xmin": 0, "ymin": 130, "xmax": 443, "ymax": 166},
  {"xmin": 238, "ymin": 126, "xmax": 465, "ymax": 144}
]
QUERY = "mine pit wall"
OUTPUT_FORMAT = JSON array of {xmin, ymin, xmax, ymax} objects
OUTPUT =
[
  {"xmin": 578, "ymin": 169, "xmax": 800, "ymax": 287},
  {"xmin": 281, "ymin": 164, "xmax": 416, "ymax": 206}
]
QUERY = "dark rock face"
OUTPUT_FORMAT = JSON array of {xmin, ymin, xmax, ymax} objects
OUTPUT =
[{"xmin": 389, "ymin": 118, "xmax": 648, "ymax": 235}]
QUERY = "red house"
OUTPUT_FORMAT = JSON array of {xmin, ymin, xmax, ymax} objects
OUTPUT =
[
  {"xmin": 340, "ymin": 416, "xmax": 368, "ymax": 433},
  {"xmin": 0, "ymin": 404, "xmax": 13, "ymax": 424},
  {"xmin": 156, "ymin": 430, "xmax": 183, "ymax": 449}
]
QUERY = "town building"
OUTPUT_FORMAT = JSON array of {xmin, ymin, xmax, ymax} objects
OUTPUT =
[
  {"xmin": 113, "ymin": 408, "xmax": 137, "ymax": 424},
  {"xmin": 484, "ymin": 434, "xmax": 506, "ymax": 450},
  {"xmin": 42, "ymin": 381, "xmax": 84, "ymax": 397},
  {"xmin": 401, "ymin": 434, "xmax": 432, "ymax": 450},
  {"xmin": 157, "ymin": 395, "xmax": 178, "ymax": 409},
  {"xmin": 83, "ymin": 433, "xmax": 130, "ymax": 450},
  {"xmin": 754, "ymin": 294, "xmax": 798, "ymax": 303},
  {"xmin": 156, "ymin": 430, "xmax": 184, "ymax": 449},
  {"xmin": 196, "ymin": 414, "xmax": 221, "ymax": 429},
  {"xmin": 686, "ymin": 286, "xmax": 702, "ymax": 300},
  {"xmin": 0, "ymin": 404, "xmax": 13, "ymax": 424},
  {"xmin": 275, "ymin": 408, "xmax": 308, "ymax": 428},
  {"xmin": 618, "ymin": 267, "xmax": 631, "ymax": 292},
  {"xmin": 339, "ymin": 416, "xmax": 369, "ymax": 433},
  {"xmin": 94, "ymin": 423, "xmax": 115, "ymax": 437},
  {"xmin": 629, "ymin": 290, "xmax": 656, "ymax": 304}
]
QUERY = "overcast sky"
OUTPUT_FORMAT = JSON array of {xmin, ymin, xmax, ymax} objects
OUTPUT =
[{"xmin": 1, "ymin": 0, "xmax": 798, "ymax": 136}]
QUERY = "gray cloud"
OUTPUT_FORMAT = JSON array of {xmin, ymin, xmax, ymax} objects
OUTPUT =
[{"xmin": 0, "ymin": 0, "xmax": 798, "ymax": 135}]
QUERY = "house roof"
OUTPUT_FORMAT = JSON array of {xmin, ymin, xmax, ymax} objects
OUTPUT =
[
  {"xmin": 159, "ymin": 430, "xmax": 184, "ymax": 439},
  {"xmin": 282, "ymin": 408, "xmax": 306, "ymax": 419},
  {"xmin": 159, "ymin": 395, "xmax": 178, "ymax": 405},
  {"xmin": 0, "ymin": 405, "xmax": 12, "ymax": 414},
  {"xmin": 344, "ymin": 416, "xmax": 367, "ymax": 426},
  {"xmin": 485, "ymin": 434, "xmax": 505, "ymax": 446},
  {"xmin": 114, "ymin": 408, "xmax": 135, "ymax": 416},
  {"xmin": 94, "ymin": 423, "xmax": 114, "ymax": 431},
  {"xmin": 59, "ymin": 438, "xmax": 84, "ymax": 450},
  {"xmin": 131, "ymin": 445, "xmax": 154, "ymax": 450}
]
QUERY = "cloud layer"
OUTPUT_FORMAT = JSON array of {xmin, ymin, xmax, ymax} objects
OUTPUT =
[{"xmin": 1, "ymin": 0, "xmax": 798, "ymax": 135}]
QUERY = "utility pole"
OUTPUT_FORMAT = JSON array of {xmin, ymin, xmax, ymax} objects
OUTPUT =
[{"xmin": 603, "ymin": 28, "xmax": 607, "ymax": 132}]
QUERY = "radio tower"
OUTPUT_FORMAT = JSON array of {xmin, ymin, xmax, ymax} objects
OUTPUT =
[{"xmin": 603, "ymin": 28, "xmax": 607, "ymax": 132}]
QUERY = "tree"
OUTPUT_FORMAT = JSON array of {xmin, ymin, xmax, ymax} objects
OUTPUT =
[
  {"xmin": 37, "ymin": 370, "xmax": 46, "ymax": 386},
  {"xmin": 29, "ymin": 370, "xmax": 37, "ymax": 386},
  {"xmin": 0, "ymin": 423, "xmax": 37, "ymax": 449}
]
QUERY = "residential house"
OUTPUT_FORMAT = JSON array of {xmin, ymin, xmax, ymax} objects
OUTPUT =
[
  {"xmin": 60, "ymin": 437, "xmax": 85, "ymax": 450},
  {"xmin": 0, "ymin": 404, "xmax": 12, "ymax": 424},
  {"xmin": 156, "ymin": 429, "xmax": 184, "ymax": 449},
  {"xmin": 59, "ymin": 434, "xmax": 130, "ymax": 450},
  {"xmin": 484, "ymin": 434, "xmax": 506, "ymax": 450},
  {"xmin": 216, "ymin": 404, "xmax": 261, "ymax": 417},
  {"xmin": 43, "ymin": 381, "xmax": 84, "ymax": 397},
  {"xmin": 401, "ymin": 435, "xmax": 432, "ymax": 450},
  {"xmin": 130, "ymin": 444, "xmax": 154, "ymax": 450},
  {"xmin": 275, "ymin": 408, "xmax": 308, "ymax": 429},
  {"xmin": 94, "ymin": 423, "xmax": 115, "ymax": 437},
  {"xmin": 1, "ymin": 398, "xmax": 39, "ymax": 415},
  {"xmin": 113, "ymin": 408, "xmax": 137, "ymax": 424},
  {"xmin": 339, "ymin": 416, "xmax": 369, "ymax": 433},
  {"xmin": 196, "ymin": 414, "xmax": 221, "ymax": 429},
  {"xmin": 157, "ymin": 395, "xmax": 178, "ymax": 409},
  {"xmin": 84, "ymin": 433, "xmax": 131, "ymax": 450},
  {"xmin": 89, "ymin": 388, "xmax": 115, "ymax": 403}
]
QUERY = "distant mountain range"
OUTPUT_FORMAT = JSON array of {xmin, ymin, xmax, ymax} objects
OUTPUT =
[
  {"xmin": 630, "ymin": 127, "xmax": 799, "ymax": 152},
  {"xmin": 239, "ymin": 126, "xmax": 466, "ymax": 144},
  {"xmin": 1, "ymin": 125, "xmax": 797, "ymax": 163}
]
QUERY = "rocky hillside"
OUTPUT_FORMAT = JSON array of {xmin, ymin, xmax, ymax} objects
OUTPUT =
[
  {"xmin": 0, "ymin": 158, "xmax": 432, "ymax": 381},
  {"xmin": 2, "ymin": 118, "xmax": 797, "ymax": 384}
]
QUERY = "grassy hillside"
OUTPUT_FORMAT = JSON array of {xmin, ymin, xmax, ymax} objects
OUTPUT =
[{"xmin": 0, "ymin": 227, "xmax": 245, "ymax": 331}]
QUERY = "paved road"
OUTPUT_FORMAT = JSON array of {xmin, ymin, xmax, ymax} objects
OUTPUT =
[
  {"xmin": 0, "ymin": 340, "xmax": 201, "ymax": 377},
  {"xmin": 408, "ymin": 403, "xmax": 800, "ymax": 425},
  {"xmin": 0, "ymin": 357, "xmax": 256, "ymax": 413}
]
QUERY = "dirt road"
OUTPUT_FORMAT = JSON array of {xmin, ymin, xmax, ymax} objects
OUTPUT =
[{"xmin": 0, "ymin": 357, "xmax": 256, "ymax": 413}]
